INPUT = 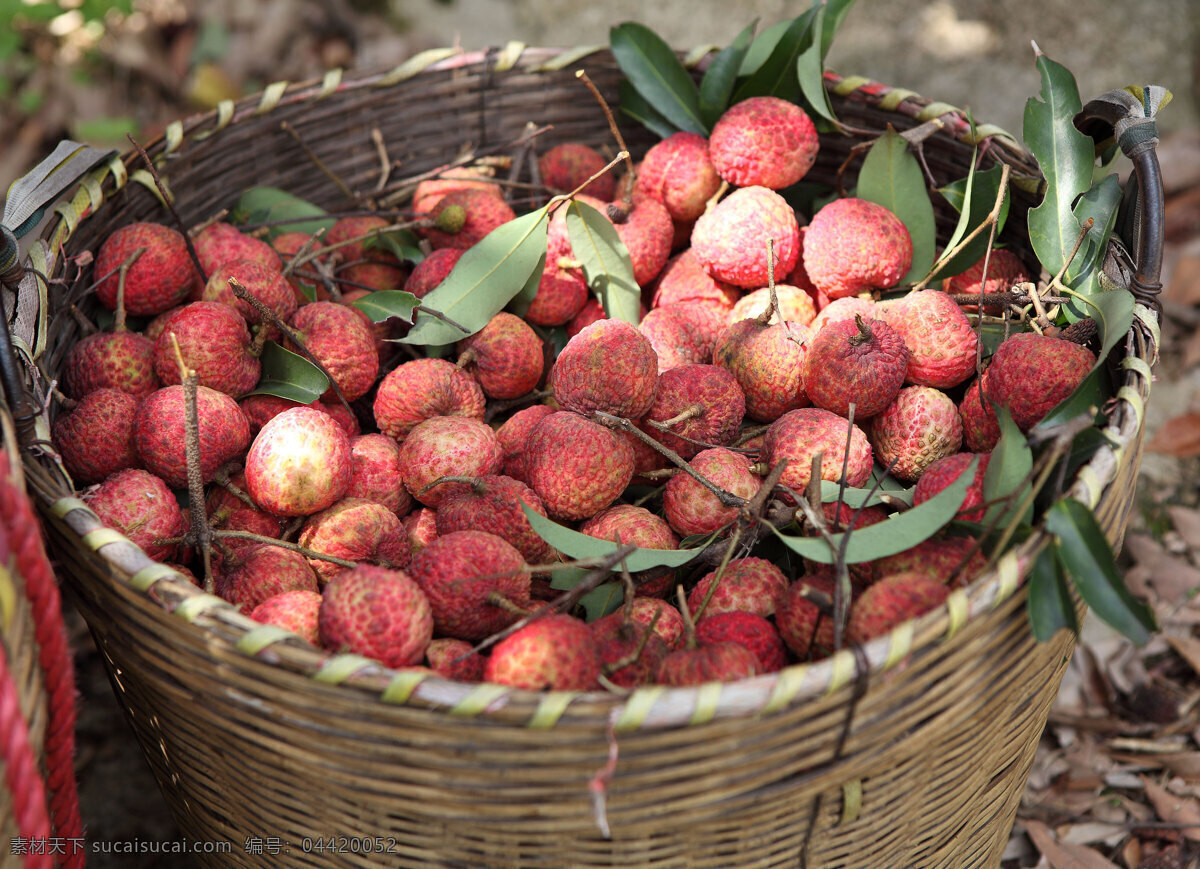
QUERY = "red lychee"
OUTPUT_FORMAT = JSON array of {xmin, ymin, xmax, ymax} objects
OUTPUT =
[
  {"xmin": 713, "ymin": 318, "xmax": 810, "ymax": 423},
  {"xmin": 777, "ymin": 572, "xmax": 838, "ymax": 660},
  {"xmin": 626, "ymin": 598, "xmax": 686, "ymax": 649},
  {"xmin": 192, "ymin": 221, "xmax": 281, "ymax": 278},
  {"xmin": 644, "ymin": 364, "xmax": 745, "ymax": 459},
  {"xmin": 288, "ymin": 301, "xmax": 379, "ymax": 403},
  {"xmin": 403, "ymin": 248, "xmax": 463, "ymax": 299},
  {"xmin": 95, "ymin": 222, "xmax": 196, "ymax": 316},
  {"xmin": 803, "ymin": 198, "xmax": 912, "ymax": 300},
  {"xmin": 244, "ymin": 405, "xmax": 351, "ymax": 517},
  {"xmin": 318, "ymin": 564, "xmax": 432, "ymax": 668},
  {"xmin": 423, "ymin": 189, "xmax": 517, "ymax": 251},
  {"xmin": 345, "ymin": 433, "xmax": 412, "ymax": 516},
  {"xmin": 877, "ymin": 291, "xmax": 978, "ymax": 389},
  {"xmin": 425, "ymin": 637, "xmax": 486, "ymax": 682},
  {"xmin": 709, "ymin": 96, "xmax": 818, "ymax": 190},
  {"xmin": 635, "ymin": 132, "xmax": 722, "ymax": 222},
  {"xmin": 297, "ymin": 497, "xmax": 410, "ymax": 582},
  {"xmin": 408, "ymin": 530, "xmax": 531, "ymax": 641},
  {"xmin": 912, "ymin": 452, "xmax": 991, "ymax": 521},
  {"xmin": 946, "ymin": 248, "xmax": 1030, "ymax": 312},
  {"xmin": 153, "ymin": 301, "xmax": 261, "ymax": 397},
  {"xmin": 809, "ymin": 296, "xmax": 877, "ymax": 334},
  {"xmin": 579, "ymin": 504, "xmax": 680, "ymax": 598},
  {"xmin": 52, "ymin": 389, "xmax": 141, "ymax": 484},
  {"xmin": 216, "ymin": 544, "xmax": 319, "ymax": 610},
  {"xmin": 845, "ymin": 572, "xmax": 950, "ymax": 645},
  {"xmin": 270, "ymin": 231, "xmax": 328, "ymax": 304},
  {"xmin": 249, "ymin": 589, "xmax": 322, "ymax": 645},
  {"xmin": 872, "ymin": 536, "xmax": 986, "ymax": 588},
  {"xmin": 84, "ymin": 468, "xmax": 184, "ymax": 562},
  {"xmin": 590, "ymin": 614, "xmax": 670, "ymax": 688},
  {"xmin": 134, "ymin": 384, "xmax": 251, "ymax": 489},
  {"xmin": 412, "ymin": 167, "xmax": 502, "ymax": 218},
  {"xmin": 727, "ymin": 284, "xmax": 816, "ymax": 327},
  {"xmin": 656, "ymin": 641, "xmax": 760, "ymax": 686},
  {"xmin": 61, "ymin": 330, "xmax": 159, "ymax": 400},
  {"xmin": 695, "ymin": 611, "xmax": 787, "ymax": 673},
  {"xmin": 402, "ymin": 507, "xmax": 438, "ymax": 558},
  {"xmin": 610, "ymin": 195, "xmax": 674, "ymax": 287},
  {"xmin": 551, "ymin": 318, "xmax": 659, "ymax": 419},
  {"xmin": 959, "ymin": 373, "xmax": 1000, "ymax": 452},
  {"xmin": 687, "ymin": 557, "xmax": 789, "ymax": 621},
  {"xmin": 238, "ymin": 394, "xmax": 315, "ymax": 438},
  {"xmin": 524, "ymin": 412, "xmax": 634, "ymax": 521},
  {"xmin": 868, "ymin": 386, "xmax": 962, "ymax": 483},
  {"xmin": 373, "ymin": 357, "xmax": 485, "ymax": 441},
  {"xmin": 397, "ymin": 416, "xmax": 503, "ymax": 508},
  {"xmin": 538, "ymin": 142, "xmax": 616, "ymax": 200},
  {"xmin": 325, "ymin": 216, "xmax": 407, "ymax": 292},
  {"xmin": 524, "ymin": 261, "xmax": 589, "ymax": 327},
  {"xmin": 763, "ymin": 407, "xmax": 874, "ymax": 494},
  {"xmin": 637, "ymin": 302, "xmax": 728, "ymax": 371},
  {"xmin": 651, "ymin": 249, "xmax": 740, "ymax": 316},
  {"xmin": 484, "ymin": 613, "xmax": 601, "ymax": 691},
  {"xmin": 803, "ymin": 315, "xmax": 909, "ymax": 418},
  {"xmin": 202, "ymin": 258, "xmax": 297, "ymax": 339},
  {"xmin": 206, "ymin": 471, "xmax": 286, "ymax": 560},
  {"xmin": 435, "ymin": 475, "xmax": 555, "ymax": 564},
  {"xmin": 455, "ymin": 312, "xmax": 543, "ymax": 400},
  {"xmin": 662, "ymin": 447, "xmax": 761, "ymax": 537},
  {"xmin": 985, "ymin": 332, "xmax": 1096, "ymax": 432},
  {"xmin": 691, "ymin": 186, "xmax": 800, "ymax": 289},
  {"xmin": 316, "ymin": 400, "xmax": 360, "ymax": 438},
  {"xmin": 495, "ymin": 404, "xmax": 555, "ymax": 485}
]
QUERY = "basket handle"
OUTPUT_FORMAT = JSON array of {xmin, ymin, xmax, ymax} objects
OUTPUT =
[{"xmin": 1074, "ymin": 86, "xmax": 1168, "ymax": 310}]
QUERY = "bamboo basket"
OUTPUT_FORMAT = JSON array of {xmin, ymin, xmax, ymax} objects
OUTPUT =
[{"xmin": 1, "ymin": 45, "xmax": 1163, "ymax": 867}]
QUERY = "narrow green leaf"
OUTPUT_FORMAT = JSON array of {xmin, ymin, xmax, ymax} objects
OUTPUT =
[
  {"xmin": 1064, "ymin": 173, "xmax": 1123, "ymax": 311},
  {"xmin": 400, "ymin": 207, "xmax": 549, "ymax": 345},
  {"xmin": 935, "ymin": 165, "xmax": 1011, "ymax": 278},
  {"xmin": 617, "ymin": 81, "xmax": 680, "ymax": 139},
  {"xmin": 731, "ymin": 12, "xmax": 814, "ymax": 105},
  {"xmin": 249, "ymin": 341, "xmax": 329, "ymax": 404},
  {"xmin": 795, "ymin": 3, "xmax": 837, "ymax": 123},
  {"xmin": 504, "ymin": 252, "xmax": 550, "ymax": 320},
  {"xmin": 983, "ymin": 406, "xmax": 1033, "ymax": 527},
  {"xmin": 1046, "ymin": 498, "xmax": 1155, "ymax": 645},
  {"xmin": 774, "ymin": 458, "xmax": 976, "ymax": 564},
  {"xmin": 699, "ymin": 21, "xmax": 757, "ymax": 128},
  {"xmin": 228, "ymin": 186, "xmax": 335, "ymax": 238},
  {"xmin": 610, "ymin": 22, "xmax": 706, "ymax": 135},
  {"xmin": 937, "ymin": 148, "xmax": 977, "ymax": 264},
  {"xmin": 1023, "ymin": 52, "xmax": 1094, "ymax": 282},
  {"xmin": 1027, "ymin": 546, "xmax": 1077, "ymax": 641},
  {"xmin": 368, "ymin": 229, "xmax": 424, "ymax": 265},
  {"xmin": 351, "ymin": 290, "xmax": 419, "ymax": 325},
  {"xmin": 564, "ymin": 200, "xmax": 641, "ymax": 326},
  {"xmin": 737, "ymin": 18, "xmax": 796, "ymax": 76},
  {"xmin": 521, "ymin": 503, "xmax": 706, "ymax": 571},
  {"xmin": 819, "ymin": 480, "xmax": 913, "ymax": 508},
  {"xmin": 818, "ymin": 0, "xmax": 860, "ymax": 60},
  {"xmin": 856, "ymin": 127, "xmax": 937, "ymax": 284},
  {"xmin": 1034, "ymin": 367, "xmax": 1106, "ymax": 433},
  {"xmin": 578, "ymin": 583, "xmax": 626, "ymax": 621}
]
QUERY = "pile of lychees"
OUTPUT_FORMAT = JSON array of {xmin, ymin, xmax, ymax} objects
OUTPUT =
[{"xmin": 54, "ymin": 95, "xmax": 1095, "ymax": 692}]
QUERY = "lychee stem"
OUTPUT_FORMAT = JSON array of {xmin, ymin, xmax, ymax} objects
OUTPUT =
[
  {"xmin": 67, "ymin": 306, "xmax": 98, "ymax": 338},
  {"xmin": 756, "ymin": 238, "xmax": 779, "ymax": 326},
  {"xmin": 112, "ymin": 247, "xmax": 144, "ymax": 333},
  {"xmin": 188, "ymin": 209, "xmax": 229, "ymax": 238},
  {"xmin": 455, "ymin": 348, "xmax": 477, "ymax": 371},
  {"xmin": 649, "ymin": 404, "xmax": 704, "ymax": 431},
  {"xmin": 675, "ymin": 585, "xmax": 698, "ymax": 650},
  {"xmin": 415, "ymin": 475, "xmax": 484, "ymax": 496},
  {"xmin": 212, "ymin": 466, "xmax": 256, "ymax": 509},
  {"xmin": 602, "ymin": 608, "xmax": 663, "ymax": 677},
  {"xmin": 691, "ymin": 524, "xmax": 742, "ymax": 624},
  {"xmin": 703, "ymin": 180, "xmax": 729, "ymax": 215},
  {"xmin": 203, "ymin": 530, "xmax": 359, "ymax": 569},
  {"xmin": 575, "ymin": 69, "xmax": 635, "ymax": 212},
  {"xmin": 170, "ymin": 333, "xmax": 215, "ymax": 592},
  {"xmin": 127, "ymin": 133, "xmax": 208, "ymax": 286},
  {"xmin": 483, "ymin": 388, "xmax": 552, "ymax": 423},
  {"xmin": 847, "ymin": 314, "xmax": 874, "ymax": 347},
  {"xmin": 280, "ymin": 227, "xmax": 326, "ymax": 280}
]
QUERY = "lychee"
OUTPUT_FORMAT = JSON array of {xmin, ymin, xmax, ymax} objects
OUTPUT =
[
  {"xmin": 803, "ymin": 198, "xmax": 912, "ymax": 300},
  {"xmin": 456, "ymin": 312, "xmax": 543, "ymax": 400},
  {"xmin": 524, "ymin": 412, "xmax": 634, "ymax": 521},
  {"xmin": 713, "ymin": 319, "xmax": 810, "ymax": 423},
  {"xmin": 134, "ymin": 384, "xmax": 251, "ymax": 489},
  {"xmin": 325, "ymin": 216, "xmax": 407, "ymax": 292},
  {"xmin": 373, "ymin": 357, "xmax": 485, "ymax": 441},
  {"xmin": 423, "ymin": 189, "xmax": 517, "ymax": 251},
  {"xmin": 551, "ymin": 318, "xmax": 659, "ymax": 419},
  {"xmin": 239, "ymin": 394, "xmax": 315, "ymax": 438},
  {"xmin": 946, "ymin": 248, "xmax": 1030, "ymax": 312},
  {"xmin": 484, "ymin": 613, "xmax": 601, "ymax": 691},
  {"xmin": 244, "ymin": 405, "xmax": 351, "ymax": 516},
  {"xmin": 803, "ymin": 315, "xmax": 909, "ymax": 418},
  {"xmin": 637, "ymin": 302, "xmax": 728, "ymax": 371},
  {"xmin": 435, "ymin": 475, "xmax": 555, "ymax": 564},
  {"xmin": 495, "ymin": 404, "xmax": 555, "ymax": 485},
  {"xmin": 695, "ymin": 611, "xmax": 787, "ymax": 673},
  {"xmin": 985, "ymin": 332, "xmax": 1096, "ymax": 432},
  {"xmin": 868, "ymin": 386, "xmax": 963, "ymax": 483},
  {"xmin": 403, "ymin": 248, "xmax": 463, "ymax": 299},
  {"xmin": 538, "ymin": 142, "xmax": 616, "ymax": 200},
  {"xmin": 95, "ymin": 222, "xmax": 196, "ymax": 316},
  {"xmin": 763, "ymin": 407, "xmax": 874, "ymax": 494},
  {"xmin": 959, "ymin": 373, "xmax": 1000, "ymax": 452},
  {"xmin": 651, "ymin": 249, "xmax": 740, "ymax": 316},
  {"xmin": 687, "ymin": 556, "xmax": 789, "ymax": 620},
  {"xmin": 270, "ymin": 231, "xmax": 328, "ymax": 304},
  {"xmin": 153, "ymin": 301, "xmax": 261, "ymax": 397},
  {"xmin": 216, "ymin": 544, "xmax": 319, "ymax": 610},
  {"xmin": 610, "ymin": 195, "xmax": 674, "ymax": 287},
  {"xmin": 656, "ymin": 641, "xmax": 760, "ymax": 686},
  {"xmin": 318, "ymin": 564, "xmax": 432, "ymax": 668},
  {"xmin": 579, "ymin": 504, "xmax": 680, "ymax": 598},
  {"xmin": 877, "ymin": 290, "xmax": 977, "ymax": 388},
  {"xmin": 727, "ymin": 284, "xmax": 816, "ymax": 327},
  {"xmin": 912, "ymin": 452, "xmax": 991, "ymax": 521},
  {"xmin": 297, "ymin": 497, "xmax": 410, "ymax": 582},
  {"xmin": 52, "ymin": 389, "xmax": 141, "ymax": 484},
  {"xmin": 644, "ymin": 364, "xmax": 745, "ymax": 459},
  {"xmin": 402, "ymin": 507, "xmax": 439, "ymax": 558},
  {"xmin": 523, "ymin": 261, "xmax": 589, "ymax": 327},
  {"xmin": 61, "ymin": 329, "xmax": 159, "ymax": 400},
  {"xmin": 201, "ymin": 259, "xmax": 297, "ymax": 339},
  {"xmin": 397, "ymin": 416, "xmax": 503, "ymax": 508},
  {"xmin": 206, "ymin": 471, "xmax": 286, "ymax": 558},
  {"xmin": 590, "ymin": 614, "xmax": 670, "ymax": 688},
  {"xmin": 249, "ymin": 589, "xmax": 322, "ymax": 645},
  {"xmin": 412, "ymin": 167, "xmax": 502, "ymax": 218},
  {"xmin": 626, "ymin": 597, "xmax": 686, "ymax": 649},
  {"xmin": 84, "ymin": 468, "xmax": 184, "ymax": 562},
  {"xmin": 345, "ymin": 433, "xmax": 412, "ymax": 516},
  {"xmin": 425, "ymin": 637, "xmax": 486, "ymax": 682},
  {"xmin": 709, "ymin": 96, "xmax": 819, "ymax": 190},
  {"xmin": 872, "ymin": 536, "xmax": 986, "ymax": 588},
  {"xmin": 662, "ymin": 447, "xmax": 761, "ymax": 537},
  {"xmin": 635, "ymin": 132, "xmax": 722, "ymax": 222},
  {"xmin": 192, "ymin": 221, "xmax": 281, "ymax": 278},
  {"xmin": 691, "ymin": 186, "xmax": 800, "ymax": 289},
  {"xmin": 845, "ymin": 572, "xmax": 950, "ymax": 645},
  {"xmin": 288, "ymin": 301, "xmax": 379, "ymax": 403},
  {"xmin": 776, "ymin": 572, "xmax": 838, "ymax": 660},
  {"xmin": 809, "ymin": 296, "xmax": 877, "ymax": 334}
]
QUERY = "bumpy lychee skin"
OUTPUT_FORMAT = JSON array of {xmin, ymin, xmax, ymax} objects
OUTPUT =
[
  {"xmin": 645, "ymin": 364, "xmax": 745, "ymax": 459},
  {"xmin": 153, "ymin": 301, "xmax": 261, "ymax": 397},
  {"xmin": 946, "ymin": 248, "xmax": 1030, "ymax": 311},
  {"xmin": 657, "ymin": 642, "xmax": 761, "ymax": 686},
  {"xmin": 456, "ymin": 312, "xmax": 543, "ymax": 400},
  {"xmin": 777, "ymin": 573, "xmax": 837, "ymax": 660},
  {"xmin": 288, "ymin": 301, "xmax": 379, "ymax": 403},
  {"xmin": 538, "ymin": 142, "xmax": 616, "ymax": 201},
  {"xmin": 809, "ymin": 296, "xmax": 877, "ymax": 334},
  {"xmin": 496, "ymin": 404, "xmax": 555, "ymax": 485},
  {"xmin": 728, "ymin": 284, "xmax": 816, "ymax": 327},
  {"xmin": 403, "ymin": 248, "xmax": 463, "ymax": 299},
  {"xmin": 609, "ymin": 196, "xmax": 674, "ymax": 288},
  {"xmin": 134, "ymin": 385, "xmax": 251, "ymax": 489},
  {"xmin": 566, "ymin": 297, "xmax": 648, "ymax": 338},
  {"xmin": 484, "ymin": 614, "xmax": 602, "ymax": 691},
  {"xmin": 345, "ymin": 433, "xmax": 411, "ymax": 516},
  {"xmin": 398, "ymin": 416, "xmax": 503, "ymax": 508},
  {"xmin": 525, "ymin": 261, "xmax": 589, "ymax": 327},
  {"xmin": 709, "ymin": 96, "xmax": 819, "ymax": 190},
  {"xmin": 637, "ymin": 303, "xmax": 728, "ymax": 372},
  {"xmin": 803, "ymin": 198, "xmax": 913, "ymax": 300},
  {"xmin": 319, "ymin": 564, "xmax": 433, "ymax": 668},
  {"xmin": 580, "ymin": 505, "xmax": 680, "ymax": 597},
  {"xmin": 913, "ymin": 452, "xmax": 991, "ymax": 522},
  {"xmin": 52, "ymin": 389, "xmax": 141, "ymax": 484},
  {"xmin": 803, "ymin": 315, "xmax": 909, "ymax": 418},
  {"xmin": 411, "ymin": 167, "xmax": 502, "ymax": 218},
  {"xmin": 652, "ymin": 249, "xmax": 740, "ymax": 315},
  {"xmin": 986, "ymin": 332, "xmax": 1096, "ymax": 432},
  {"xmin": 245, "ymin": 406, "xmax": 352, "ymax": 517},
  {"xmin": 325, "ymin": 216, "xmax": 407, "ymax": 292},
  {"xmin": 95, "ymin": 222, "xmax": 195, "ymax": 316},
  {"xmin": 249, "ymin": 589, "xmax": 322, "ymax": 645},
  {"xmin": 868, "ymin": 386, "xmax": 963, "ymax": 483},
  {"xmin": 239, "ymin": 394, "xmax": 313, "ymax": 437},
  {"xmin": 423, "ymin": 189, "xmax": 517, "ymax": 251},
  {"xmin": 688, "ymin": 557, "xmax": 789, "ymax": 621},
  {"xmin": 525, "ymin": 412, "xmax": 634, "ymax": 521},
  {"xmin": 84, "ymin": 468, "xmax": 184, "ymax": 562},
  {"xmin": 206, "ymin": 471, "xmax": 286, "ymax": 560},
  {"xmin": 625, "ymin": 598, "xmax": 686, "ymax": 649},
  {"xmin": 409, "ymin": 530, "xmax": 532, "ymax": 641},
  {"xmin": 552, "ymin": 318, "xmax": 659, "ymax": 419},
  {"xmin": 436, "ymin": 475, "xmax": 555, "ymax": 564},
  {"xmin": 62, "ymin": 330, "xmax": 159, "ymax": 400},
  {"xmin": 635, "ymin": 132, "xmax": 723, "ymax": 222},
  {"xmin": 714, "ymin": 319, "xmax": 810, "ymax": 422},
  {"xmin": 425, "ymin": 638, "xmax": 486, "ymax": 682},
  {"xmin": 271, "ymin": 231, "xmax": 328, "ymax": 304},
  {"xmin": 663, "ymin": 447, "xmax": 761, "ymax": 537},
  {"xmin": 764, "ymin": 407, "xmax": 874, "ymax": 494},
  {"xmin": 695, "ymin": 611, "xmax": 787, "ymax": 673},
  {"xmin": 590, "ymin": 615, "xmax": 670, "ymax": 688},
  {"xmin": 297, "ymin": 497, "xmax": 410, "ymax": 582},
  {"xmin": 403, "ymin": 507, "xmax": 439, "ymax": 558},
  {"xmin": 877, "ymin": 290, "xmax": 977, "ymax": 389},
  {"xmin": 959, "ymin": 373, "xmax": 1000, "ymax": 452},
  {"xmin": 873, "ymin": 536, "xmax": 987, "ymax": 588},
  {"xmin": 216, "ymin": 544, "xmax": 319, "ymax": 610},
  {"xmin": 373, "ymin": 357, "xmax": 486, "ymax": 441},
  {"xmin": 192, "ymin": 221, "xmax": 281, "ymax": 278},
  {"xmin": 845, "ymin": 572, "xmax": 950, "ymax": 645},
  {"xmin": 201, "ymin": 259, "xmax": 297, "ymax": 338},
  {"xmin": 692, "ymin": 186, "xmax": 800, "ymax": 289}
]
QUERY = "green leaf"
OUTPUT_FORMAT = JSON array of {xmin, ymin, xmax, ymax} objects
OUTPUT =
[
  {"xmin": 564, "ymin": 200, "xmax": 641, "ymax": 325},
  {"xmin": 1023, "ymin": 52, "xmax": 1094, "ymax": 282},
  {"xmin": 819, "ymin": 480, "xmax": 913, "ymax": 508},
  {"xmin": 699, "ymin": 21, "xmax": 757, "ymax": 128},
  {"xmin": 1064, "ymin": 173, "xmax": 1123, "ymax": 312},
  {"xmin": 249, "ymin": 341, "xmax": 329, "ymax": 404},
  {"xmin": 795, "ymin": 3, "xmax": 836, "ymax": 124},
  {"xmin": 773, "ymin": 458, "xmax": 976, "ymax": 564},
  {"xmin": 521, "ymin": 503, "xmax": 706, "ymax": 572},
  {"xmin": 351, "ymin": 290, "xmax": 418, "ymax": 325},
  {"xmin": 731, "ymin": 12, "xmax": 814, "ymax": 105},
  {"xmin": 856, "ymin": 127, "xmax": 937, "ymax": 284},
  {"xmin": 1027, "ymin": 546, "xmax": 1077, "ymax": 641},
  {"xmin": 610, "ymin": 22, "xmax": 706, "ymax": 135},
  {"xmin": 617, "ymin": 81, "xmax": 680, "ymax": 139},
  {"xmin": 935, "ymin": 165, "xmax": 1011, "ymax": 278},
  {"xmin": 737, "ymin": 18, "xmax": 796, "ymax": 76},
  {"xmin": 1045, "ymin": 498, "xmax": 1155, "ymax": 645},
  {"xmin": 983, "ymin": 406, "xmax": 1033, "ymax": 527},
  {"xmin": 368, "ymin": 229, "xmax": 424, "ymax": 265},
  {"xmin": 400, "ymin": 207, "xmax": 549, "ymax": 345},
  {"xmin": 577, "ymin": 583, "xmax": 626, "ymax": 621},
  {"xmin": 818, "ymin": 0, "xmax": 860, "ymax": 60},
  {"xmin": 228, "ymin": 186, "xmax": 335, "ymax": 238},
  {"xmin": 504, "ymin": 253, "xmax": 550, "ymax": 320}
]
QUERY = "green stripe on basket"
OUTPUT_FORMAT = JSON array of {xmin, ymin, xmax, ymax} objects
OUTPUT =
[
  {"xmin": 684, "ymin": 44, "xmax": 721, "ymax": 66},
  {"xmin": 532, "ymin": 45, "xmax": 606, "ymax": 72},
  {"xmin": 174, "ymin": 593, "xmax": 232, "ymax": 623},
  {"xmin": 916, "ymin": 101, "xmax": 960, "ymax": 120},
  {"xmin": 81, "ymin": 527, "xmax": 129, "ymax": 551},
  {"xmin": 831, "ymin": 75, "xmax": 872, "ymax": 96},
  {"xmin": 764, "ymin": 664, "xmax": 809, "ymax": 714},
  {"xmin": 129, "ymin": 170, "xmax": 171, "ymax": 205},
  {"xmin": 82, "ymin": 174, "xmax": 104, "ymax": 211},
  {"xmin": 945, "ymin": 589, "xmax": 970, "ymax": 638},
  {"xmin": 377, "ymin": 48, "xmax": 461, "ymax": 86},
  {"xmin": 129, "ymin": 562, "xmax": 183, "ymax": 592},
  {"xmin": 106, "ymin": 154, "xmax": 127, "ymax": 189},
  {"xmin": 493, "ymin": 41, "xmax": 526, "ymax": 72},
  {"xmin": 53, "ymin": 200, "xmax": 81, "ymax": 235},
  {"xmin": 877, "ymin": 88, "xmax": 918, "ymax": 111},
  {"xmin": 237, "ymin": 625, "xmax": 301, "ymax": 655},
  {"xmin": 528, "ymin": 691, "xmax": 575, "ymax": 729},
  {"xmin": 884, "ymin": 622, "xmax": 914, "ymax": 669},
  {"xmin": 193, "ymin": 101, "xmax": 236, "ymax": 142},
  {"xmin": 1116, "ymin": 385, "xmax": 1145, "ymax": 430},
  {"xmin": 1121, "ymin": 356, "xmax": 1153, "ymax": 381},
  {"xmin": 450, "ymin": 683, "xmax": 509, "ymax": 717},
  {"xmin": 255, "ymin": 81, "xmax": 290, "ymax": 115},
  {"xmin": 690, "ymin": 682, "xmax": 722, "ymax": 726},
  {"xmin": 1075, "ymin": 465, "xmax": 1104, "ymax": 508},
  {"xmin": 996, "ymin": 550, "xmax": 1021, "ymax": 602},
  {"xmin": 313, "ymin": 654, "xmax": 376, "ymax": 684},
  {"xmin": 164, "ymin": 121, "xmax": 184, "ymax": 155},
  {"xmin": 319, "ymin": 69, "xmax": 342, "ymax": 98},
  {"xmin": 0, "ymin": 563, "xmax": 15, "ymax": 632},
  {"xmin": 1133, "ymin": 306, "xmax": 1161, "ymax": 347},
  {"xmin": 50, "ymin": 496, "xmax": 93, "ymax": 520},
  {"xmin": 381, "ymin": 670, "xmax": 430, "ymax": 704},
  {"xmin": 826, "ymin": 649, "xmax": 855, "ymax": 695},
  {"xmin": 841, "ymin": 780, "xmax": 863, "ymax": 825},
  {"xmin": 615, "ymin": 686, "xmax": 664, "ymax": 731}
]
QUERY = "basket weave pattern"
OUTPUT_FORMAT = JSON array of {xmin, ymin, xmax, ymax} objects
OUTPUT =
[{"xmin": 6, "ymin": 45, "xmax": 1157, "ymax": 867}]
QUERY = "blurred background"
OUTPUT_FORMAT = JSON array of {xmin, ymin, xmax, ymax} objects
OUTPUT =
[{"xmin": 4, "ymin": 0, "xmax": 1200, "ymax": 865}]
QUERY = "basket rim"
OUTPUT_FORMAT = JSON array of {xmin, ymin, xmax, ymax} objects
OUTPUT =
[{"xmin": 9, "ymin": 43, "xmax": 1160, "ymax": 730}]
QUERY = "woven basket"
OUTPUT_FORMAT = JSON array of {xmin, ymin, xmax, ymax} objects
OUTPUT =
[{"xmin": 2, "ymin": 45, "xmax": 1162, "ymax": 867}]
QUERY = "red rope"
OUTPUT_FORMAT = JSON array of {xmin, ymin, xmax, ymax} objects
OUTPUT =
[
  {"xmin": 0, "ymin": 635, "xmax": 53, "ymax": 869},
  {"xmin": 0, "ymin": 452, "xmax": 84, "ymax": 867}
]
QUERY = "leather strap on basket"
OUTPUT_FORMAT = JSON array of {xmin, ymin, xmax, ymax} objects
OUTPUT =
[
  {"xmin": 1074, "ymin": 86, "xmax": 1169, "ymax": 310},
  {"xmin": 0, "ymin": 451, "xmax": 84, "ymax": 867}
]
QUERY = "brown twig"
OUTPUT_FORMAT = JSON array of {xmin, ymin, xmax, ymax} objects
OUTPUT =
[{"xmin": 127, "ymin": 134, "xmax": 208, "ymax": 286}]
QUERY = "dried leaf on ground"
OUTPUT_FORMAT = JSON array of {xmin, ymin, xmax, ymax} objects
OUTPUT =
[
  {"xmin": 1147, "ymin": 414, "xmax": 1200, "ymax": 459},
  {"xmin": 1167, "ymin": 507, "xmax": 1200, "ymax": 552},
  {"xmin": 1124, "ymin": 534, "xmax": 1200, "ymax": 602},
  {"xmin": 1142, "ymin": 778, "xmax": 1200, "ymax": 841},
  {"xmin": 1022, "ymin": 819, "xmax": 1122, "ymax": 868}
]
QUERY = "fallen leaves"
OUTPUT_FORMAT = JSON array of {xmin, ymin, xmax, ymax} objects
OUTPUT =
[{"xmin": 1147, "ymin": 414, "xmax": 1200, "ymax": 459}]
